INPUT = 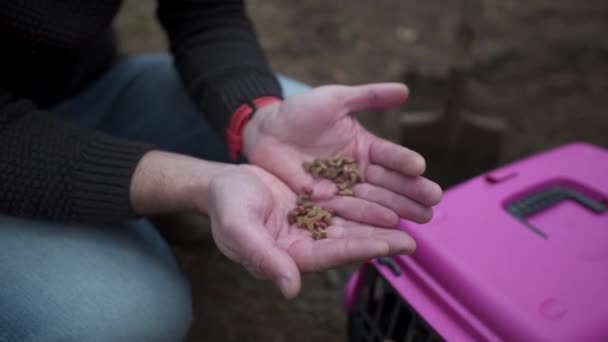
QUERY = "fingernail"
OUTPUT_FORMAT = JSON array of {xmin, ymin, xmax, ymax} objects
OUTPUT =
[
  {"xmin": 399, "ymin": 238, "xmax": 416, "ymax": 254},
  {"xmin": 415, "ymin": 155, "xmax": 426, "ymax": 175},
  {"xmin": 279, "ymin": 276, "xmax": 292, "ymax": 293},
  {"xmin": 427, "ymin": 183, "xmax": 443, "ymax": 205},
  {"xmin": 376, "ymin": 240, "xmax": 391, "ymax": 256},
  {"xmin": 420, "ymin": 207, "xmax": 433, "ymax": 223}
]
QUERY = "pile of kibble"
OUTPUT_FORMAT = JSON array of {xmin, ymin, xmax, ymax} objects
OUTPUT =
[
  {"xmin": 302, "ymin": 155, "xmax": 365, "ymax": 196},
  {"xmin": 287, "ymin": 155, "xmax": 365, "ymax": 240}
]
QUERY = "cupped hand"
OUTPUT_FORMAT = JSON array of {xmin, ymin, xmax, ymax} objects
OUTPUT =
[
  {"xmin": 243, "ymin": 83, "xmax": 442, "ymax": 229},
  {"xmin": 203, "ymin": 164, "xmax": 415, "ymax": 299}
]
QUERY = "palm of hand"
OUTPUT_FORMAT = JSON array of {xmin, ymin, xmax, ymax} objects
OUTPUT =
[
  {"xmin": 244, "ymin": 83, "xmax": 442, "ymax": 229},
  {"xmin": 206, "ymin": 164, "xmax": 414, "ymax": 299}
]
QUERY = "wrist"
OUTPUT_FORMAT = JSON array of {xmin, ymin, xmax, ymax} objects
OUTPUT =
[
  {"xmin": 130, "ymin": 150, "xmax": 236, "ymax": 215},
  {"xmin": 242, "ymin": 102, "xmax": 280, "ymax": 158},
  {"xmin": 226, "ymin": 97, "xmax": 281, "ymax": 161}
]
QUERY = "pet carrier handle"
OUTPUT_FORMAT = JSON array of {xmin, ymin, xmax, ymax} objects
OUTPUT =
[{"xmin": 507, "ymin": 186, "xmax": 606, "ymax": 238}]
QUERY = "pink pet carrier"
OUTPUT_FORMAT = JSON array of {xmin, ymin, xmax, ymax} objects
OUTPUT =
[{"xmin": 345, "ymin": 142, "xmax": 608, "ymax": 341}]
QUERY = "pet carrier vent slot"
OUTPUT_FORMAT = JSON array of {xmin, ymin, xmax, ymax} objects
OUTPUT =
[{"xmin": 347, "ymin": 266, "xmax": 445, "ymax": 342}]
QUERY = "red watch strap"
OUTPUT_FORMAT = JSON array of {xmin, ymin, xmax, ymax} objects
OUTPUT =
[{"xmin": 226, "ymin": 96, "xmax": 281, "ymax": 160}]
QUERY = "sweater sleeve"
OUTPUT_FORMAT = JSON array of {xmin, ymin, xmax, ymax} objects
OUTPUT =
[
  {"xmin": 156, "ymin": 0, "xmax": 283, "ymax": 135},
  {"xmin": 0, "ymin": 91, "xmax": 155, "ymax": 224}
]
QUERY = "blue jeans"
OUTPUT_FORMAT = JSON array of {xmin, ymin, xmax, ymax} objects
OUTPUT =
[{"xmin": 0, "ymin": 54, "xmax": 311, "ymax": 341}]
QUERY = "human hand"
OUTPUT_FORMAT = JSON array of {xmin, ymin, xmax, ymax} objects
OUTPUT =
[
  {"xmin": 242, "ymin": 83, "xmax": 442, "ymax": 229},
  {"xmin": 204, "ymin": 164, "xmax": 415, "ymax": 299},
  {"xmin": 129, "ymin": 151, "xmax": 415, "ymax": 299}
]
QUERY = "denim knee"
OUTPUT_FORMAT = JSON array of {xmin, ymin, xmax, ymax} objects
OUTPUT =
[{"xmin": 0, "ymin": 216, "xmax": 192, "ymax": 342}]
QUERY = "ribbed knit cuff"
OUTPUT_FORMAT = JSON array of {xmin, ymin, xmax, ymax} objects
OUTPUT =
[
  {"xmin": 72, "ymin": 134, "xmax": 155, "ymax": 223},
  {"xmin": 197, "ymin": 69, "xmax": 283, "ymax": 134}
]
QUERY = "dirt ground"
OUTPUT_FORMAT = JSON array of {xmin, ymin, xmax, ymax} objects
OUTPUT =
[{"xmin": 115, "ymin": 1, "xmax": 608, "ymax": 341}]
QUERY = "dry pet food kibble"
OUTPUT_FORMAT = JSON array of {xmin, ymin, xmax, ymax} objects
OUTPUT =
[
  {"xmin": 287, "ymin": 155, "xmax": 366, "ymax": 240},
  {"xmin": 287, "ymin": 191, "xmax": 333, "ymax": 240},
  {"xmin": 302, "ymin": 154, "xmax": 365, "ymax": 196}
]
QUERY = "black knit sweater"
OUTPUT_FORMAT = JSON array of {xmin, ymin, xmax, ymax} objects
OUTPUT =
[{"xmin": 0, "ymin": 0, "xmax": 283, "ymax": 223}]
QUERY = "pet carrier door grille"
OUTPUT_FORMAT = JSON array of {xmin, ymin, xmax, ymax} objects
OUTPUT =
[{"xmin": 347, "ymin": 264, "xmax": 444, "ymax": 342}]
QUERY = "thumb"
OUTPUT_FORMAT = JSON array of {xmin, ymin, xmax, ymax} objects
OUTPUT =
[
  {"xmin": 244, "ymin": 235, "xmax": 302, "ymax": 299},
  {"xmin": 332, "ymin": 83, "xmax": 409, "ymax": 113}
]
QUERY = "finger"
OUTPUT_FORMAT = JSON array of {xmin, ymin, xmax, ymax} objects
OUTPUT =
[
  {"xmin": 244, "ymin": 240, "xmax": 302, "ymax": 299},
  {"xmin": 369, "ymin": 138, "xmax": 426, "ymax": 176},
  {"xmin": 291, "ymin": 237, "xmax": 405, "ymax": 272},
  {"xmin": 317, "ymin": 195, "xmax": 399, "ymax": 228},
  {"xmin": 330, "ymin": 216, "xmax": 371, "ymax": 227},
  {"xmin": 306, "ymin": 179, "xmax": 337, "ymax": 201},
  {"xmin": 326, "ymin": 225, "xmax": 416, "ymax": 254},
  {"xmin": 330, "ymin": 217, "xmax": 391, "ymax": 228},
  {"xmin": 332, "ymin": 83, "xmax": 409, "ymax": 113},
  {"xmin": 351, "ymin": 183, "xmax": 434, "ymax": 223},
  {"xmin": 227, "ymin": 214, "xmax": 302, "ymax": 299},
  {"xmin": 366, "ymin": 165, "xmax": 442, "ymax": 206},
  {"xmin": 251, "ymin": 144, "xmax": 316, "ymax": 192}
]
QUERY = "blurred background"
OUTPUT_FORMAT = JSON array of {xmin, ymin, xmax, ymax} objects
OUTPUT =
[{"xmin": 115, "ymin": 1, "xmax": 608, "ymax": 340}]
